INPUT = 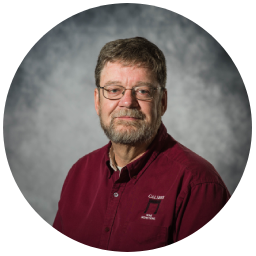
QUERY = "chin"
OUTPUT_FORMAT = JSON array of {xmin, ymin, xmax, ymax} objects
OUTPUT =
[
  {"xmin": 114, "ymin": 123, "xmax": 138, "ymax": 133},
  {"xmin": 114, "ymin": 119, "xmax": 141, "ymax": 127}
]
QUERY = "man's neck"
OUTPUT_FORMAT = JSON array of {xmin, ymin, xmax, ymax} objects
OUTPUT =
[{"xmin": 111, "ymin": 135, "xmax": 156, "ymax": 168}]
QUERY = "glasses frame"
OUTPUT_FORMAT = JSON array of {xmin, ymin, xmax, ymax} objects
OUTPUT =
[{"xmin": 98, "ymin": 85, "xmax": 164, "ymax": 101}]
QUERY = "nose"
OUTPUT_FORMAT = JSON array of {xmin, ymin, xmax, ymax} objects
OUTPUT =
[{"xmin": 118, "ymin": 89, "xmax": 139, "ymax": 108}]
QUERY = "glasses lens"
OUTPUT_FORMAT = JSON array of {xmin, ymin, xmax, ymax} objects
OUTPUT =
[
  {"xmin": 134, "ymin": 86, "xmax": 153, "ymax": 100},
  {"xmin": 103, "ymin": 85, "xmax": 156, "ymax": 100},
  {"xmin": 104, "ymin": 85, "xmax": 123, "ymax": 99}
]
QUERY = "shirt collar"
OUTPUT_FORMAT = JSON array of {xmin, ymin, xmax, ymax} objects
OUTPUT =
[
  {"xmin": 105, "ymin": 122, "xmax": 169, "ymax": 180},
  {"xmin": 109, "ymin": 145, "xmax": 119, "ymax": 172}
]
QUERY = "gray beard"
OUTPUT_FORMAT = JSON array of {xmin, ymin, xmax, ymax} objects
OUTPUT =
[{"xmin": 99, "ymin": 108, "xmax": 162, "ymax": 145}]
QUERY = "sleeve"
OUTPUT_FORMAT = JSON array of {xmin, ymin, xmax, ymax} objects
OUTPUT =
[
  {"xmin": 52, "ymin": 210, "xmax": 64, "ymax": 256},
  {"xmin": 52, "ymin": 164, "xmax": 76, "ymax": 256},
  {"xmin": 173, "ymin": 182, "xmax": 230, "ymax": 242}
]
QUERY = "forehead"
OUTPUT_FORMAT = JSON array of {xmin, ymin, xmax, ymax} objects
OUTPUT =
[{"xmin": 100, "ymin": 62, "xmax": 157, "ymax": 86}]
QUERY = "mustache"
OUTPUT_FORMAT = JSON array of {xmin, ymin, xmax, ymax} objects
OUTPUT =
[{"xmin": 111, "ymin": 109, "xmax": 145, "ymax": 120}]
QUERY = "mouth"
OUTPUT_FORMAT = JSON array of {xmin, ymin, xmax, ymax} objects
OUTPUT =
[{"xmin": 116, "ymin": 116, "xmax": 140, "ymax": 120}]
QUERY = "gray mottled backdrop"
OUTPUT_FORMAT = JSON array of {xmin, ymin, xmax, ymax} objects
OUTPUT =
[{"xmin": 3, "ymin": 4, "xmax": 251, "ymax": 225}]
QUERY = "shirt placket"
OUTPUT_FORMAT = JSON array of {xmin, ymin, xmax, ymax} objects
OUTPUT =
[{"xmin": 99, "ymin": 181, "xmax": 126, "ymax": 250}]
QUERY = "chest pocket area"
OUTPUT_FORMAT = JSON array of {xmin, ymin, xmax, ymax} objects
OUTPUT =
[
  {"xmin": 130, "ymin": 223, "xmax": 167, "ymax": 244},
  {"xmin": 120, "ymin": 221, "xmax": 168, "ymax": 251}
]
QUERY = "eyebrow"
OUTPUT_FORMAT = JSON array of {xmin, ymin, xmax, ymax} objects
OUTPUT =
[{"xmin": 103, "ymin": 81, "xmax": 156, "ymax": 87}]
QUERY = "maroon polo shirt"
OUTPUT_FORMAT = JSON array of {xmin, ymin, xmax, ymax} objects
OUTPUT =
[{"xmin": 53, "ymin": 123, "xmax": 230, "ymax": 251}]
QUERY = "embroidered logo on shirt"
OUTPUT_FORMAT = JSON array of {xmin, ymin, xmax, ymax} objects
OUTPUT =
[
  {"xmin": 148, "ymin": 194, "xmax": 165, "ymax": 200},
  {"xmin": 141, "ymin": 214, "xmax": 156, "ymax": 220},
  {"xmin": 140, "ymin": 194, "xmax": 165, "ymax": 220}
]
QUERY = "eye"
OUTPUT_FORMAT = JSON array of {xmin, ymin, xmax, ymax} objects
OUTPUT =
[
  {"xmin": 135, "ymin": 87, "xmax": 151, "ymax": 96},
  {"xmin": 105, "ymin": 86, "xmax": 123, "ymax": 94},
  {"xmin": 138, "ymin": 89, "xmax": 150, "ymax": 94},
  {"xmin": 109, "ymin": 89, "xmax": 119, "ymax": 93}
]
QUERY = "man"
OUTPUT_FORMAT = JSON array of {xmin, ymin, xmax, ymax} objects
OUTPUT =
[{"xmin": 53, "ymin": 37, "xmax": 230, "ymax": 251}]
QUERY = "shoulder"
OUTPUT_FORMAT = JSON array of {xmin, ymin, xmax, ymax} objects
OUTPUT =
[
  {"xmin": 74, "ymin": 143, "xmax": 110, "ymax": 169},
  {"xmin": 162, "ymin": 135, "xmax": 227, "ymax": 189},
  {"xmin": 61, "ymin": 143, "xmax": 110, "ymax": 190}
]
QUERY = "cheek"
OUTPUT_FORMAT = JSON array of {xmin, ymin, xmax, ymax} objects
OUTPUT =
[
  {"xmin": 142, "ymin": 104, "xmax": 158, "ymax": 121},
  {"xmin": 100, "ymin": 100, "xmax": 119, "ymax": 118},
  {"xmin": 151, "ymin": 103, "xmax": 161, "ymax": 121}
]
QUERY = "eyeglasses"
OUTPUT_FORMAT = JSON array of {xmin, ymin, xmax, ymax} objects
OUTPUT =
[{"xmin": 98, "ymin": 85, "xmax": 163, "ymax": 101}]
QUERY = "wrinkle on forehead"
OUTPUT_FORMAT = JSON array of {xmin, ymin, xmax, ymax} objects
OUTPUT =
[
  {"xmin": 102, "ymin": 80, "xmax": 156, "ymax": 88},
  {"xmin": 102, "ymin": 61, "xmax": 158, "ymax": 83}
]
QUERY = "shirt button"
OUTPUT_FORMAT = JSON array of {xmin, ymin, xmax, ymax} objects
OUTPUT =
[
  {"xmin": 113, "ymin": 192, "xmax": 119, "ymax": 197},
  {"xmin": 133, "ymin": 175, "xmax": 137, "ymax": 179},
  {"xmin": 105, "ymin": 227, "xmax": 110, "ymax": 232}
]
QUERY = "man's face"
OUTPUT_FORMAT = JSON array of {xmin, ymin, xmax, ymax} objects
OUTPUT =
[{"xmin": 94, "ymin": 62, "xmax": 167, "ymax": 145}]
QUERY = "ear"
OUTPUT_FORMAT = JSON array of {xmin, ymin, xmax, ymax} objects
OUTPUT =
[
  {"xmin": 160, "ymin": 89, "xmax": 167, "ymax": 116},
  {"xmin": 94, "ymin": 88, "xmax": 100, "ymax": 116}
]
